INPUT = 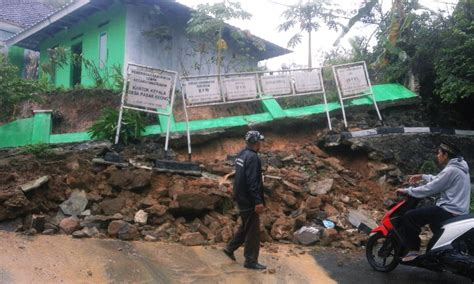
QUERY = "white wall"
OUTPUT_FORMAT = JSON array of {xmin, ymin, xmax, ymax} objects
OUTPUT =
[{"xmin": 124, "ymin": 4, "xmax": 258, "ymax": 77}]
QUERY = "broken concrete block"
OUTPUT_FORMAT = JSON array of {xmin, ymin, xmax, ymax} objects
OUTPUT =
[
  {"xmin": 60, "ymin": 190, "xmax": 88, "ymax": 216},
  {"xmin": 308, "ymin": 178, "xmax": 334, "ymax": 195},
  {"xmin": 348, "ymin": 209, "xmax": 378, "ymax": 234},
  {"xmin": 20, "ymin": 176, "xmax": 49, "ymax": 193},
  {"xmin": 293, "ymin": 226, "xmax": 321, "ymax": 245},
  {"xmin": 134, "ymin": 210, "xmax": 148, "ymax": 225}
]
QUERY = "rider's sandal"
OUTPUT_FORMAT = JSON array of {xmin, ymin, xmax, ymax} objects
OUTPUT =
[{"xmin": 401, "ymin": 251, "xmax": 420, "ymax": 262}]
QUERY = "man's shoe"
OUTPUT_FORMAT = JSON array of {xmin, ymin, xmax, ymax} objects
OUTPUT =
[
  {"xmin": 223, "ymin": 248, "xmax": 236, "ymax": 261},
  {"xmin": 244, "ymin": 263, "xmax": 267, "ymax": 270}
]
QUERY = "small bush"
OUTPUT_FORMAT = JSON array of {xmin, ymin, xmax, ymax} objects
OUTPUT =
[
  {"xmin": 88, "ymin": 108, "xmax": 146, "ymax": 144},
  {"xmin": 22, "ymin": 143, "xmax": 53, "ymax": 158},
  {"xmin": 0, "ymin": 53, "xmax": 46, "ymax": 121}
]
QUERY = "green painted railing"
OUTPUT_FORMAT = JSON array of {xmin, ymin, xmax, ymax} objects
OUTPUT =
[{"xmin": 0, "ymin": 83, "xmax": 417, "ymax": 149}]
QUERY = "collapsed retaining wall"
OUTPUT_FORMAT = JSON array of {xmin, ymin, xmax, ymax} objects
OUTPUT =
[
  {"xmin": 0, "ymin": 83, "xmax": 417, "ymax": 149},
  {"xmin": 323, "ymin": 128, "xmax": 474, "ymax": 177}
]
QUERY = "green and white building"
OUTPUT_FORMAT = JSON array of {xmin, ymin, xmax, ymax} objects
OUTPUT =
[{"xmin": 6, "ymin": 0, "xmax": 290, "ymax": 88}]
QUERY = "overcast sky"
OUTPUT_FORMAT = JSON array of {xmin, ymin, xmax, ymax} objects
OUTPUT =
[{"xmin": 178, "ymin": 0, "xmax": 457, "ymax": 70}]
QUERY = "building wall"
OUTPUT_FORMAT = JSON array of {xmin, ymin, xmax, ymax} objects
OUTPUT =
[
  {"xmin": 7, "ymin": 45, "xmax": 25, "ymax": 76},
  {"xmin": 39, "ymin": 2, "xmax": 126, "ymax": 88},
  {"xmin": 124, "ymin": 4, "xmax": 258, "ymax": 77},
  {"xmin": 1, "ymin": 21, "xmax": 24, "ymax": 75}
]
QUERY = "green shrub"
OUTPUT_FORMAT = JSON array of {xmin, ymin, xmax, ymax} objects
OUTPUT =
[
  {"xmin": 0, "ymin": 53, "xmax": 46, "ymax": 121},
  {"xmin": 22, "ymin": 143, "xmax": 53, "ymax": 158},
  {"xmin": 88, "ymin": 108, "xmax": 146, "ymax": 144}
]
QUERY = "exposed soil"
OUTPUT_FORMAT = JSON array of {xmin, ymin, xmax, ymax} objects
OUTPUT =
[
  {"xmin": 0, "ymin": 231, "xmax": 335, "ymax": 283},
  {"xmin": 172, "ymin": 93, "xmax": 264, "ymax": 122},
  {"xmin": 17, "ymin": 89, "xmax": 121, "ymax": 134}
]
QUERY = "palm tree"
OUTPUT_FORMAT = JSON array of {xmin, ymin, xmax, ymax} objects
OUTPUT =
[{"xmin": 278, "ymin": 0, "xmax": 336, "ymax": 68}]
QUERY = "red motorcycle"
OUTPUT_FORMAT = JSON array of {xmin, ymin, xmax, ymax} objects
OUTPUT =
[{"xmin": 366, "ymin": 195, "xmax": 474, "ymax": 280}]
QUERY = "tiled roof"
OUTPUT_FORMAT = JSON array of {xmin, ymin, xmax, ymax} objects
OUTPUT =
[{"xmin": 0, "ymin": 2, "xmax": 55, "ymax": 28}]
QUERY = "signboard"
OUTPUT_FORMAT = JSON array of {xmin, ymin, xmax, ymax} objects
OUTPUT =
[
  {"xmin": 332, "ymin": 62, "xmax": 382, "ymax": 128},
  {"xmin": 182, "ymin": 77, "xmax": 221, "ymax": 105},
  {"xmin": 335, "ymin": 65, "xmax": 370, "ymax": 97},
  {"xmin": 126, "ymin": 65, "xmax": 173, "ymax": 110},
  {"xmin": 223, "ymin": 75, "xmax": 258, "ymax": 101},
  {"xmin": 116, "ymin": 63, "xmax": 178, "ymax": 151},
  {"xmin": 293, "ymin": 70, "xmax": 323, "ymax": 93},
  {"xmin": 261, "ymin": 74, "xmax": 292, "ymax": 96}
]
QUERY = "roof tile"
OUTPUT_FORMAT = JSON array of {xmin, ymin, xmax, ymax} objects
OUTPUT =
[{"xmin": 0, "ymin": 2, "xmax": 54, "ymax": 27}]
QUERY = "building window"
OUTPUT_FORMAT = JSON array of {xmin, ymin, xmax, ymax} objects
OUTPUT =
[{"xmin": 99, "ymin": 32, "xmax": 107, "ymax": 68}]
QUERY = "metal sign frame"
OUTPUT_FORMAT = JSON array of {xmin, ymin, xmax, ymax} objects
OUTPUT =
[
  {"xmin": 179, "ymin": 68, "xmax": 332, "ymax": 160},
  {"xmin": 332, "ymin": 61, "xmax": 382, "ymax": 128},
  {"xmin": 115, "ymin": 63, "xmax": 178, "ymax": 154}
]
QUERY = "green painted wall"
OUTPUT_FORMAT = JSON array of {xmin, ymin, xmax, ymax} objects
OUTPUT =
[
  {"xmin": 31, "ymin": 112, "xmax": 52, "ymax": 144},
  {"xmin": 7, "ymin": 46, "xmax": 25, "ymax": 77},
  {"xmin": 39, "ymin": 2, "xmax": 126, "ymax": 88},
  {"xmin": 0, "ymin": 117, "xmax": 34, "ymax": 148}
]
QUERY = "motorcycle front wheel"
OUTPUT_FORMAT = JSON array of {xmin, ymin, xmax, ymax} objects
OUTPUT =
[{"xmin": 366, "ymin": 232, "xmax": 401, "ymax": 272}]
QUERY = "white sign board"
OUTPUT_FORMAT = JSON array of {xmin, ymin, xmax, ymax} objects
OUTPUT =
[
  {"xmin": 127, "ymin": 65, "xmax": 173, "ymax": 110},
  {"xmin": 336, "ymin": 65, "xmax": 370, "ymax": 97},
  {"xmin": 182, "ymin": 77, "xmax": 221, "ymax": 105},
  {"xmin": 223, "ymin": 76, "xmax": 258, "ymax": 101},
  {"xmin": 261, "ymin": 74, "xmax": 292, "ymax": 96},
  {"xmin": 293, "ymin": 70, "xmax": 323, "ymax": 93}
]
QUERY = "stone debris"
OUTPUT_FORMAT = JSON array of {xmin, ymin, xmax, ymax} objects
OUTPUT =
[
  {"xmin": 0, "ymin": 136, "xmax": 412, "ymax": 250},
  {"xmin": 293, "ymin": 226, "xmax": 321, "ymax": 245},
  {"xmin": 180, "ymin": 232, "xmax": 206, "ymax": 246},
  {"xmin": 59, "ymin": 217, "xmax": 80, "ymax": 234},
  {"xmin": 60, "ymin": 190, "xmax": 88, "ymax": 216},
  {"xmin": 134, "ymin": 210, "xmax": 148, "ymax": 225},
  {"xmin": 308, "ymin": 178, "xmax": 334, "ymax": 196},
  {"xmin": 348, "ymin": 209, "xmax": 378, "ymax": 234},
  {"xmin": 20, "ymin": 176, "xmax": 49, "ymax": 193}
]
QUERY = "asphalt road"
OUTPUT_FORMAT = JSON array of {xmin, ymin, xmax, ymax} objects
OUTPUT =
[{"xmin": 311, "ymin": 248, "xmax": 472, "ymax": 284}]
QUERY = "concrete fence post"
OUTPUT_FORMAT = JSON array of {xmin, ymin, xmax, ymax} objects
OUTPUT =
[
  {"xmin": 31, "ymin": 110, "xmax": 52, "ymax": 144},
  {"xmin": 260, "ymin": 96, "xmax": 286, "ymax": 120}
]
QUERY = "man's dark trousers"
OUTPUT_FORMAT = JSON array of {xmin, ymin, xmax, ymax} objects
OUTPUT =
[
  {"xmin": 400, "ymin": 206, "xmax": 454, "ymax": 251},
  {"xmin": 226, "ymin": 210, "xmax": 260, "ymax": 264}
]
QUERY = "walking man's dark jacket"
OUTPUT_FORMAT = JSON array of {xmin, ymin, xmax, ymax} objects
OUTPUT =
[{"xmin": 233, "ymin": 147, "xmax": 265, "ymax": 211}]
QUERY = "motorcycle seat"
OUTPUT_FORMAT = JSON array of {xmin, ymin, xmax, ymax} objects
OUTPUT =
[{"xmin": 441, "ymin": 213, "xmax": 474, "ymax": 226}]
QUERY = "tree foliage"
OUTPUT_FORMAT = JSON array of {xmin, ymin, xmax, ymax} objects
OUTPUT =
[
  {"xmin": 278, "ymin": 0, "xmax": 338, "ymax": 67},
  {"xmin": 434, "ymin": 1, "xmax": 474, "ymax": 103},
  {"xmin": 0, "ymin": 52, "xmax": 46, "ymax": 121},
  {"xmin": 186, "ymin": 0, "xmax": 252, "ymax": 75},
  {"xmin": 330, "ymin": 0, "xmax": 473, "ymax": 105}
]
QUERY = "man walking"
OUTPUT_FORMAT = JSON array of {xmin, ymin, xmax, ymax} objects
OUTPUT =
[{"xmin": 223, "ymin": 130, "xmax": 266, "ymax": 270}]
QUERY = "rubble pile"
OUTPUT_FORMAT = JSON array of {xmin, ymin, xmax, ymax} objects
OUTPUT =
[{"xmin": 0, "ymin": 139, "xmax": 402, "ymax": 249}]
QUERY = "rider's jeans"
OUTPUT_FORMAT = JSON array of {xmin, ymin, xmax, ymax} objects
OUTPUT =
[{"xmin": 399, "ymin": 205, "xmax": 454, "ymax": 251}]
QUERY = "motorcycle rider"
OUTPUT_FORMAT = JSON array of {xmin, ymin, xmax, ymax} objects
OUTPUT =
[{"xmin": 396, "ymin": 141, "xmax": 471, "ymax": 262}]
